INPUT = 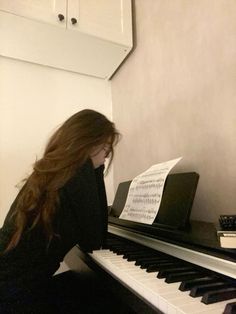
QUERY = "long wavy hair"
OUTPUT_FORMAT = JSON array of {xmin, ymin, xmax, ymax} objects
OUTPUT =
[{"xmin": 5, "ymin": 109, "xmax": 120, "ymax": 252}]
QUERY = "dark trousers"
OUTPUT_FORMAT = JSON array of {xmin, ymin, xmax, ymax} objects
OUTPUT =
[{"xmin": 0, "ymin": 271, "xmax": 131, "ymax": 314}]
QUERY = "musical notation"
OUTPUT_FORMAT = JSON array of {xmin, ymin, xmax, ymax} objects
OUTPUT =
[{"xmin": 119, "ymin": 157, "xmax": 182, "ymax": 224}]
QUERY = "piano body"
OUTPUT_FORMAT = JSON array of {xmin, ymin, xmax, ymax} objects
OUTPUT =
[{"xmin": 66, "ymin": 172, "xmax": 236, "ymax": 314}]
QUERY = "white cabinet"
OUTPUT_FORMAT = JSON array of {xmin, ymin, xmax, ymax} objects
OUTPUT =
[
  {"xmin": 0, "ymin": 0, "xmax": 66, "ymax": 27},
  {"xmin": 0, "ymin": 0, "xmax": 131, "ymax": 45},
  {"xmin": 67, "ymin": 0, "xmax": 132, "ymax": 46},
  {"xmin": 0, "ymin": 0, "xmax": 133, "ymax": 79}
]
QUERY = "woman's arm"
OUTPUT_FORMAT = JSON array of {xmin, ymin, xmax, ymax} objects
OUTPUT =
[{"xmin": 62, "ymin": 160, "xmax": 108, "ymax": 252}]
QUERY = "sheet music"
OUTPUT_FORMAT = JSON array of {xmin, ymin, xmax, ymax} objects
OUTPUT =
[{"xmin": 119, "ymin": 157, "xmax": 182, "ymax": 224}]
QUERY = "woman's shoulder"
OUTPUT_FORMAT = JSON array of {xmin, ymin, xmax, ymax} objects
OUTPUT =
[
  {"xmin": 71, "ymin": 159, "xmax": 104, "ymax": 181},
  {"xmin": 69, "ymin": 159, "xmax": 95, "ymax": 183},
  {"xmin": 61, "ymin": 159, "xmax": 100, "ymax": 192}
]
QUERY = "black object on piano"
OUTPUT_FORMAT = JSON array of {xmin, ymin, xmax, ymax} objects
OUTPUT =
[
  {"xmin": 110, "ymin": 172, "xmax": 199, "ymax": 230},
  {"xmin": 219, "ymin": 215, "xmax": 236, "ymax": 231}
]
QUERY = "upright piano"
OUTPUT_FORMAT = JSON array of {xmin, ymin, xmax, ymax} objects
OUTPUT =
[{"xmin": 72, "ymin": 173, "xmax": 236, "ymax": 314}]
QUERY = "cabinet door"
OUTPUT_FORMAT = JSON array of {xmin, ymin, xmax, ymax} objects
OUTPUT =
[
  {"xmin": 0, "ymin": 0, "xmax": 67, "ymax": 27},
  {"xmin": 67, "ymin": 0, "xmax": 132, "ymax": 46}
]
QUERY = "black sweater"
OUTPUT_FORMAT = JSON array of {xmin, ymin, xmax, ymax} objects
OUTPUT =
[{"xmin": 0, "ymin": 160, "xmax": 108, "ymax": 298}]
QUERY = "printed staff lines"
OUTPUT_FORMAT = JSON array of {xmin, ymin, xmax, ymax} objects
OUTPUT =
[
  {"xmin": 135, "ymin": 183, "xmax": 163, "ymax": 190},
  {"xmin": 132, "ymin": 198, "xmax": 159, "ymax": 205}
]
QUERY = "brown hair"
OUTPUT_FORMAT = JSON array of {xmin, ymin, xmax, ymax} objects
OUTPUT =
[{"xmin": 5, "ymin": 109, "xmax": 120, "ymax": 252}]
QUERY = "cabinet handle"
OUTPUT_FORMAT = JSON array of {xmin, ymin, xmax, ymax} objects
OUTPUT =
[
  {"xmin": 71, "ymin": 18, "xmax": 77, "ymax": 25},
  {"xmin": 58, "ymin": 14, "xmax": 65, "ymax": 22}
]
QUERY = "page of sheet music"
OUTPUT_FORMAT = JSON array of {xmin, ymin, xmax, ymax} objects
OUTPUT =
[{"xmin": 119, "ymin": 157, "xmax": 182, "ymax": 224}]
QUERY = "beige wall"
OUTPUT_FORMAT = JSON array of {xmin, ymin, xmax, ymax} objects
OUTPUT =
[
  {"xmin": 0, "ymin": 57, "xmax": 113, "ymax": 225},
  {"xmin": 111, "ymin": 0, "xmax": 236, "ymax": 222}
]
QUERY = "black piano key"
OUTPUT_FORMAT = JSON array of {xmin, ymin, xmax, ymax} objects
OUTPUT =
[
  {"xmin": 157, "ymin": 266, "xmax": 196, "ymax": 278},
  {"xmin": 223, "ymin": 301, "xmax": 236, "ymax": 314},
  {"xmin": 125, "ymin": 252, "xmax": 154, "ymax": 261},
  {"xmin": 201, "ymin": 287, "xmax": 236, "ymax": 304},
  {"xmin": 165, "ymin": 271, "xmax": 205, "ymax": 283},
  {"xmin": 118, "ymin": 245, "xmax": 143, "ymax": 251},
  {"xmin": 111, "ymin": 246, "xmax": 140, "ymax": 253},
  {"xmin": 142, "ymin": 261, "xmax": 177, "ymax": 271},
  {"xmin": 123, "ymin": 250, "xmax": 149, "ymax": 257},
  {"xmin": 190, "ymin": 282, "xmax": 232, "ymax": 297},
  {"xmin": 106, "ymin": 238, "xmax": 124, "ymax": 245},
  {"xmin": 147, "ymin": 261, "xmax": 188, "ymax": 273},
  {"xmin": 135, "ymin": 255, "xmax": 170, "ymax": 266},
  {"xmin": 115, "ymin": 246, "xmax": 140, "ymax": 254},
  {"xmin": 114, "ymin": 249, "xmax": 136, "ymax": 255},
  {"xmin": 140, "ymin": 258, "xmax": 176, "ymax": 269},
  {"xmin": 120, "ymin": 249, "xmax": 144, "ymax": 256},
  {"xmin": 179, "ymin": 277, "xmax": 219, "ymax": 291},
  {"xmin": 107, "ymin": 240, "xmax": 126, "ymax": 247},
  {"xmin": 108, "ymin": 245, "xmax": 125, "ymax": 251}
]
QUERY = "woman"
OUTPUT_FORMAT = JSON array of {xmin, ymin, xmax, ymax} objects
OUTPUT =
[{"xmin": 0, "ymin": 109, "xmax": 120, "ymax": 313}]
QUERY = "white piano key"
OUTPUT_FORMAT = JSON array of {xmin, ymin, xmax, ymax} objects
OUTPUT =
[
  {"xmin": 125, "ymin": 270, "xmax": 148, "ymax": 277},
  {"xmin": 170, "ymin": 295, "xmax": 201, "ymax": 307},
  {"xmin": 145, "ymin": 279, "xmax": 179, "ymax": 291},
  {"xmin": 178, "ymin": 297, "xmax": 236, "ymax": 314},
  {"xmin": 112, "ymin": 263, "xmax": 137, "ymax": 270},
  {"xmin": 138, "ymin": 276, "xmax": 162, "ymax": 284},
  {"xmin": 158, "ymin": 291, "xmax": 197, "ymax": 313},
  {"xmin": 150, "ymin": 283, "xmax": 183, "ymax": 295},
  {"xmin": 129, "ymin": 271, "xmax": 157, "ymax": 280},
  {"xmin": 199, "ymin": 310, "xmax": 227, "ymax": 314},
  {"xmin": 138, "ymin": 277, "xmax": 179, "ymax": 304}
]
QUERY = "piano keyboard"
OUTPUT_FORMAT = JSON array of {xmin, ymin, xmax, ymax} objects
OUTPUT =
[{"xmin": 89, "ymin": 232, "xmax": 236, "ymax": 314}]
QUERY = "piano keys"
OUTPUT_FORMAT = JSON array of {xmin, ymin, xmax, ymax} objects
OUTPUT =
[{"xmin": 88, "ymin": 228, "xmax": 236, "ymax": 314}]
